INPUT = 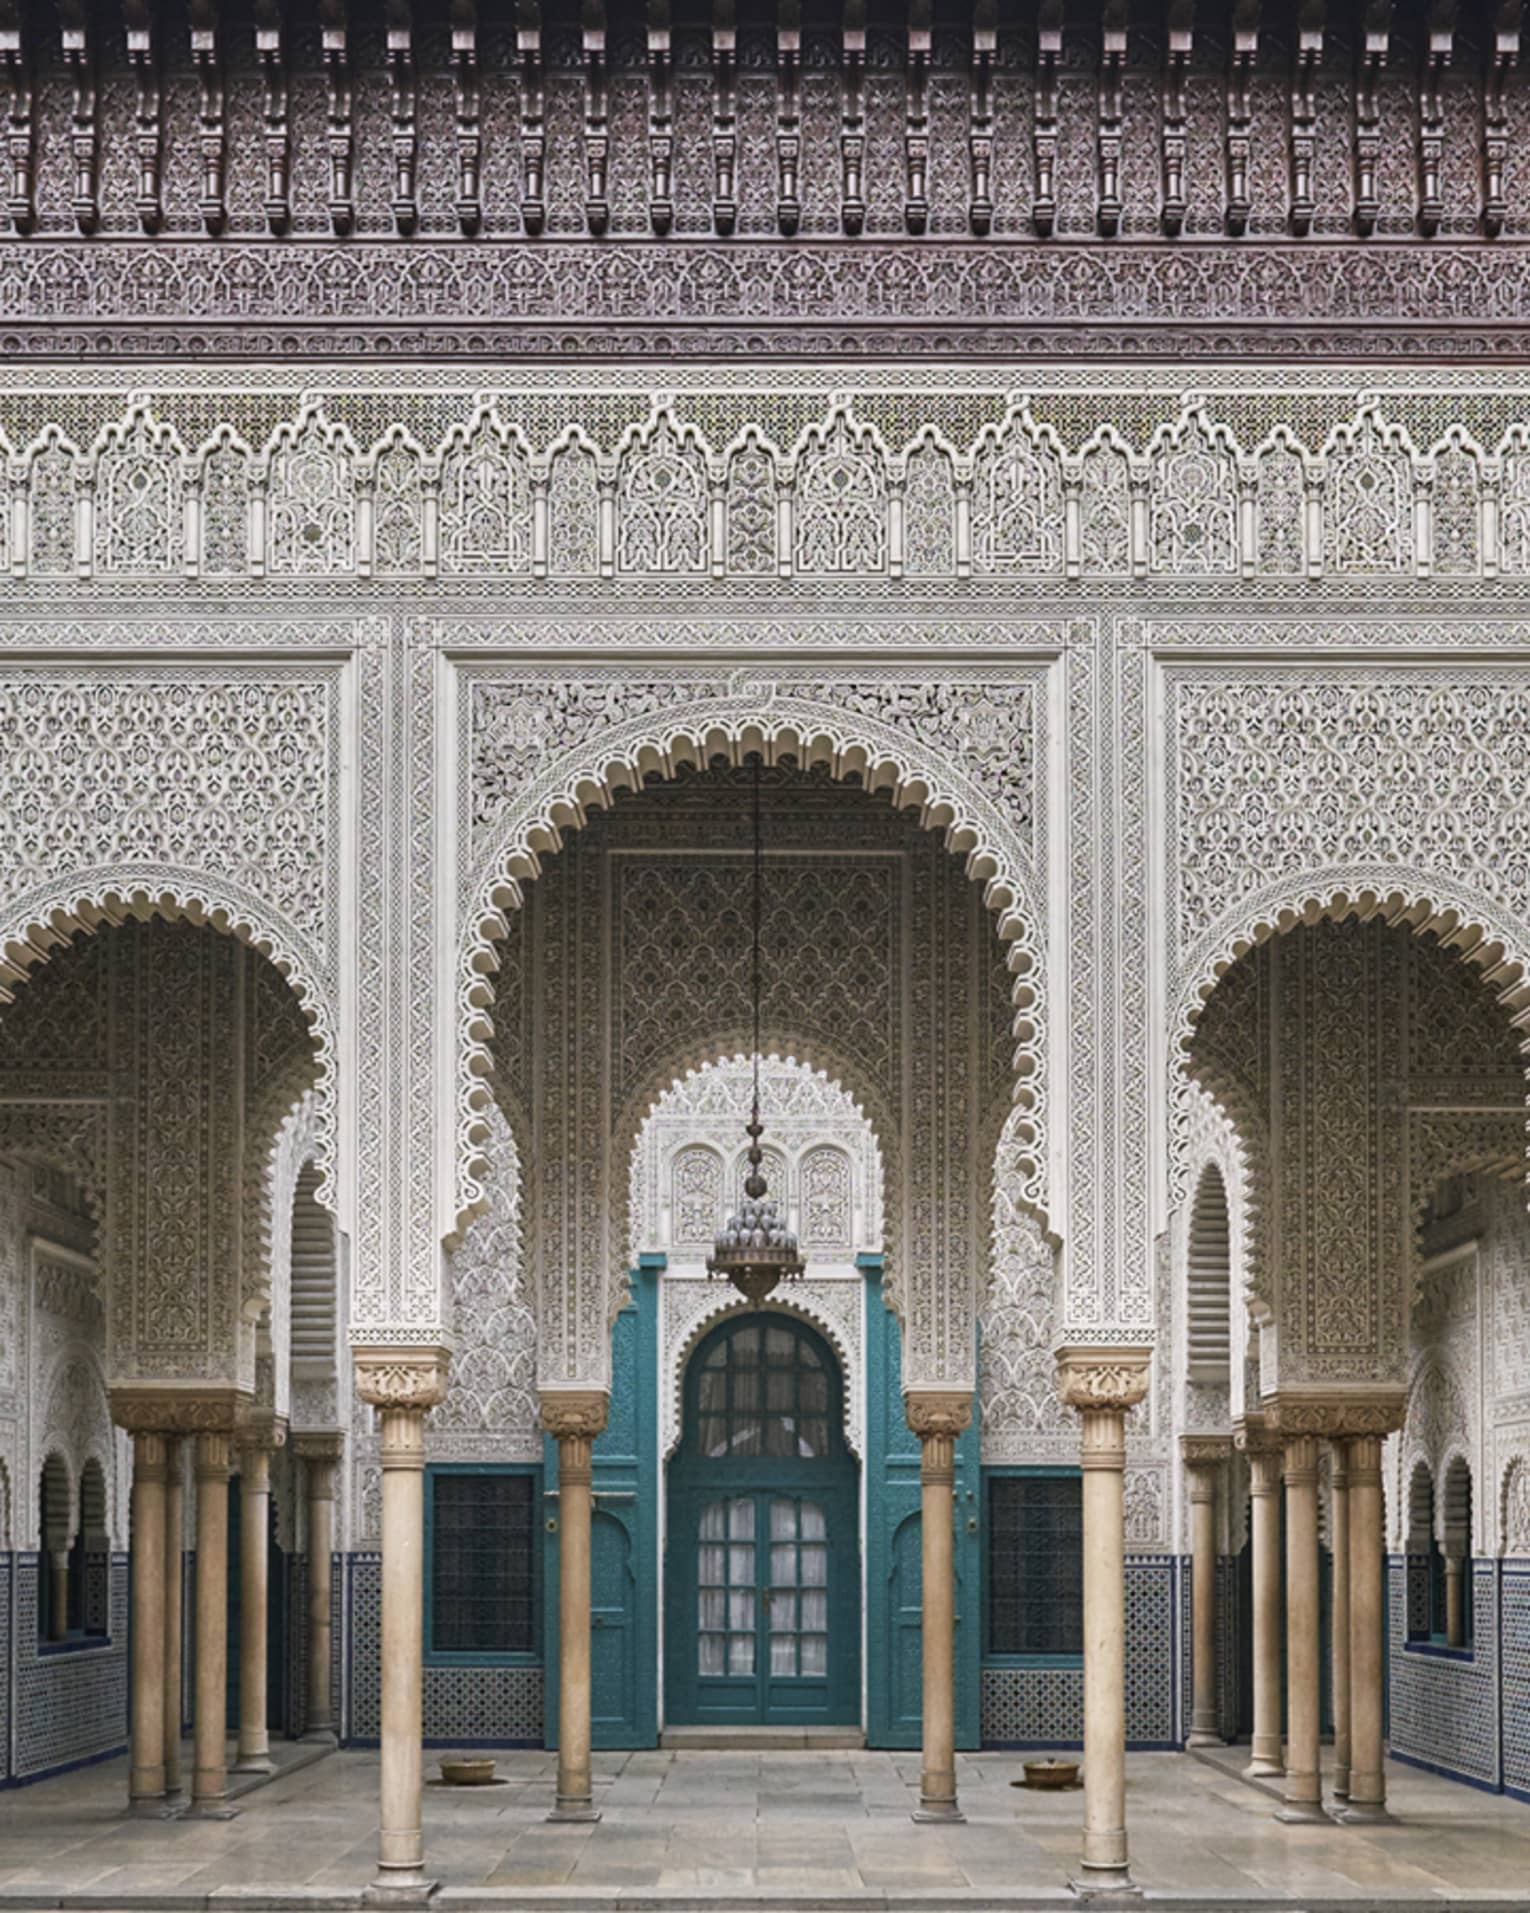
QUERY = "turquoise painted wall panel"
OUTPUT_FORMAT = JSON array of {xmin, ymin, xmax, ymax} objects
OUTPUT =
[
  {"xmin": 545, "ymin": 1258, "xmax": 660, "ymax": 1750},
  {"xmin": 863, "ymin": 1261, "xmax": 980, "ymax": 1749}
]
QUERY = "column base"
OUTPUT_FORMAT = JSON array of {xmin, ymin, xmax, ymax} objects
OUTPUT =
[
  {"xmin": 912, "ymin": 1802, "xmax": 966, "ymax": 1824},
  {"xmin": 1275, "ymin": 1800, "xmax": 1328, "ymax": 1824},
  {"xmin": 301, "ymin": 1727, "xmax": 339, "ymax": 1747},
  {"xmin": 126, "ymin": 1796, "xmax": 182, "ymax": 1820},
  {"xmin": 183, "ymin": 1800, "xmax": 240, "ymax": 1820},
  {"xmin": 1333, "ymin": 1765, "xmax": 1351, "ymax": 1800},
  {"xmin": 1069, "ymin": 1869, "xmax": 1142, "ymax": 1901},
  {"xmin": 1187, "ymin": 1729, "xmax": 1224, "ymax": 1748},
  {"xmin": 1243, "ymin": 1755, "xmax": 1284, "ymax": 1779},
  {"xmin": 547, "ymin": 1805, "xmax": 602, "ymax": 1823},
  {"xmin": 231, "ymin": 1753, "xmax": 275, "ymax": 1776},
  {"xmin": 1336, "ymin": 1800, "xmax": 1391, "ymax": 1825},
  {"xmin": 363, "ymin": 1872, "xmax": 438, "ymax": 1907}
]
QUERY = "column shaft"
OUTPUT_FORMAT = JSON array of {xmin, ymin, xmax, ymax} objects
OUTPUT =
[
  {"xmin": 553, "ymin": 1429, "xmax": 599, "ymax": 1820},
  {"xmin": 48, "ymin": 1554, "xmax": 69, "ymax": 1640},
  {"xmin": 378, "ymin": 1406, "xmax": 428, "ymax": 1873},
  {"xmin": 1246, "ymin": 1447, "xmax": 1284, "ymax": 1777},
  {"xmin": 163, "ymin": 1439, "xmax": 185, "ymax": 1799},
  {"xmin": 1445, "ymin": 1557, "xmax": 1465, "ymax": 1648},
  {"xmin": 1278, "ymin": 1436, "xmax": 1324, "ymax": 1821},
  {"xmin": 1342, "ymin": 1435, "xmax": 1389, "ymax": 1822},
  {"xmin": 191, "ymin": 1431, "xmax": 234, "ymax": 1816},
  {"xmin": 907, "ymin": 1392, "xmax": 970, "ymax": 1822},
  {"xmin": 299, "ymin": 1441, "xmax": 340, "ymax": 1742},
  {"xmin": 1080, "ymin": 1406, "xmax": 1129, "ymax": 1880},
  {"xmin": 1185, "ymin": 1455, "xmax": 1222, "ymax": 1747},
  {"xmin": 129, "ymin": 1432, "xmax": 168, "ymax": 1807},
  {"xmin": 1330, "ymin": 1449, "xmax": 1350, "ymax": 1800},
  {"xmin": 234, "ymin": 1445, "xmax": 274, "ymax": 1773}
]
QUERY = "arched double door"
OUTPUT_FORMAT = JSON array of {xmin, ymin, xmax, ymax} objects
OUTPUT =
[{"xmin": 665, "ymin": 1313, "xmax": 860, "ymax": 1727}]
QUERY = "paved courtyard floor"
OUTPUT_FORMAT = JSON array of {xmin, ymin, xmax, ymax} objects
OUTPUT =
[{"xmin": 0, "ymin": 1743, "xmax": 1528, "ymax": 1909}]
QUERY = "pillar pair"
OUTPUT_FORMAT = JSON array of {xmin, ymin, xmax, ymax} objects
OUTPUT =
[
  {"xmin": 1240, "ymin": 1421, "xmax": 1389, "ymax": 1823},
  {"xmin": 127, "ymin": 1425, "xmax": 239, "ymax": 1817}
]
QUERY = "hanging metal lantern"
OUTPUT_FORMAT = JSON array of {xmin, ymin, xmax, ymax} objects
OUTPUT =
[{"xmin": 704, "ymin": 756, "xmax": 806, "ymax": 1305}]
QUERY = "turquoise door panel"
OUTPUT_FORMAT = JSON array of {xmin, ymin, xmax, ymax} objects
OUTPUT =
[
  {"xmin": 864, "ymin": 1261, "xmax": 980, "ymax": 1750},
  {"xmin": 666, "ymin": 1313, "xmax": 860, "ymax": 1727},
  {"xmin": 545, "ymin": 1259, "xmax": 660, "ymax": 1750}
]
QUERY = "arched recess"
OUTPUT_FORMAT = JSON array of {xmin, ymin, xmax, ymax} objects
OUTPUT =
[
  {"xmin": 455, "ymin": 705, "xmax": 1049, "ymax": 1259},
  {"xmin": 629, "ymin": 1050, "xmax": 883, "ymax": 1461},
  {"xmin": 0, "ymin": 871, "xmax": 339, "ymax": 1207},
  {"xmin": 1169, "ymin": 868, "xmax": 1530, "ymax": 1217},
  {"xmin": 618, "ymin": 1041, "xmax": 892, "ymax": 1323},
  {"xmin": 1186, "ymin": 1163, "xmax": 1233, "ymax": 1389}
]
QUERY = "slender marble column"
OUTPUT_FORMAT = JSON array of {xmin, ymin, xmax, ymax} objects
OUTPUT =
[
  {"xmin": 356, "ymin": 1350, "xmax": 449, "ymax": 1896},
  {"xmin": 907, "ymin": 1391, "xmax": 972, "ymax": 1822},
  {"xmin": 128, "ymin": 1432, "xmax": 168, "ymax": 1809},
  {"xmin": 1278, "ymin": 1436, "xmax": 1324, "ymax": 1822},
  {"xmin": 1058, "ymin": 1348, "xmax": 1151, "ymax": 1895},
  {"xmin": 296, "ymin": 1434, "xmax": 343, "ymax": 1742},
  {"xmin": 1340, "ymin": 1435, "xmax": 1389, "ymax": 1823},
  {"xmin": 191, "ymin": 1431, "xmax": 235, "ymax": 1817},
  {"xmin": 1244, "ymin": 1443, "xmax": 1285, "ymax": 1777},
  {"xmin": 47, "ymin": 1550, "xmax": 69, "ymax": 1640},
  {"xmin": 233, "ymin": 1442, "xmax": 275, "ymax": 1774},
  {"xmin": 163, "ymin": 1437, "xmax": 185, "ymax": 1800},
  {"xmin": 1444, "ymin": 1551, "xmax": 1466, "ymax": 1648},
  {"xmin": 542, "ymin": 1390, "xmax": 609, "ymax": 1822},
  {"xmin": 1181, "ymin": 1436, "xmax": 1230, "ymax": 1748},
  {"xmin": 1330, "ymin": 1445, "xmax": 1351, "ymax": 1800}
]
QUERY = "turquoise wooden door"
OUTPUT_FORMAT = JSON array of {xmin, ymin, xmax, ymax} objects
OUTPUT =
[{"xmin": 666, "ymin": 1314, "xmax": 860, "ymax": 1727}]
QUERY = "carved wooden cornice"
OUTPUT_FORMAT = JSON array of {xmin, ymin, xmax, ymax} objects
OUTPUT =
[
  {"xmin": 1259, "ymin": 1387, "xmax": 1409, "ymax": 1440},
  {"xmin": 109, "ymin": 1382, "xmax": 253, "ymax": 1434}
]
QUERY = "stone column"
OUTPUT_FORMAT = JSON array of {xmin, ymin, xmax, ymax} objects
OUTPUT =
[
  {"xmin": 1057, "ymin": 1349, "xmax": 1152, "ymax": 1895},
  {"xmin": 1330, "ymin": 1444, "xmax": 1351, "ymax": 1800},
  {"xmin": 541, "ymin": 1390, "xmax": 610, "ymax": 1823},
  {"xmin": 163, "ymin": 1438, "xmax": 186, "ymax": 1801},
  {"xmin": 1339, "ymin": 1434, "xmax": 1389, "ymax": 1823},
  {"xmin": 233, "ymin": 1433, "xmax": 281, "ymax": 1775},
  {"xmin": 295, "ymin": 1433, "xmax": 344, "ymax": 1744},
  {"xmin": 128, "ymin": 1431, "xmax": 168, "ymax": 1809},
  {"xmin": 1444, "ymin": 1548, "xmax": 1466, "ymax": 1648},
  {"xmin": 356, "ymin": 1349, "xmax": 449, "ymax": 1896},
  {"xmin": 1181, "ymin": 1436, "xmax": 1230, "ymax": 1748},
  {"xmin": 906, "ymin": 1390, "xmax": 973, "ymax": 1823},
  {"xmin": 1240, "ymin": 1432, "xmax": 1284, "ymax": 1777},
  {"xmin": 46, "ymin": 1548, "xmax": 69, "ymax": 1641},
  {"xmin": 1277, "ymin": 1435, "xmax": 1324, "ymax": 1822},
  {"xmin": 191, "ymin": 1430, "xmax": 236, "ymax": 1817}
]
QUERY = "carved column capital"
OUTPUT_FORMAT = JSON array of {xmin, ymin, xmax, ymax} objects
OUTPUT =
[
  {"xmin": 353, "ymin": 1345, "xmax": 450, "ymax": 1412},
  {"xmin": 905, "ymin": 1389, "xmax": 972, "ymax": 1483},
  {"xmin": 242, "ymin": 1410, "xmax": 288, "ymax": 1454},
  {"xmin": 293, "ymin": 1429, "xmax": 346, "ymax": 1466},
  {"xmin": 1282, "ymin": 1433, "xmax": 1321, "ymax": 1485},
  {"xmin": 194, "ymin": 1429, "xmax": 234, "ymax": 1480},
  {"xmin": 541, "ymin": 1389, "xmax": 609, "ymax": 1486},
  {"xmin": 1181, "ymin": 1433, "xmax": 1231, "ymax": 1502},
  {"xmin": 1262, "ymin": 1388, "xmax": 1407, "ymax": 1440},
  {"xmin": 1054, "ymin": 1345, "xmax": 1152, "ymax": 1414}
]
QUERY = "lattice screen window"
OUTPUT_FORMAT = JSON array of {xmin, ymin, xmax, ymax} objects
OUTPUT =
[
  {"xmin": 427, "ymin": 1469, "xmax": 537, "ymax": 1660},
  {"xmin": 987, "ymin": 1473, "xmax": 1084, "ymax": 1659}
]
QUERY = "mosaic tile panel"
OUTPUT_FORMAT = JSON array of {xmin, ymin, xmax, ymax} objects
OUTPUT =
[
  {"xmin": 1179, "ymin": 1555, "xmax": 1192, "ymax": 1743},
  {"xmin": 1215, "ymin": 1554, "xmax": 1240, "ymax": 1740},
  {"xmin": 345, "ymin": 1555, "xmax": 542, "ymax": 1745},
  {"xmin": 1503, "ymin": 1564, "xmax": 1530, "ymax": 1799},
  {"xmin": 12, "ymin": 1553, "xmax": 127, "ymax": 1779},
  {"xmin": 0, "ymin": 1556, "xmax": 10, "ymax": 1781},
  {"xmin": 981, "ymin": 1558, "xmax": 1177, "ymax": 1748},
  {"xmin": 1387, "ymin": 1557, "xmax": 1499, "ymax": 1789}
]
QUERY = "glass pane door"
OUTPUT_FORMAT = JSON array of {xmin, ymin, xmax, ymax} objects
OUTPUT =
[{"xmin": 768, "ymin": 1497, "xmax": 829, "ymax": 1678}]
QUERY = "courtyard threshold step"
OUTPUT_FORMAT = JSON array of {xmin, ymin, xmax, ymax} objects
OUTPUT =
[
  {"xmin": 4, "ymin": 1891, "xmax": 1530, "ymax": 1913},
  {"xmin": 658, "ymin": 1727, "xmax": 867, "ymax": 1750}
]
